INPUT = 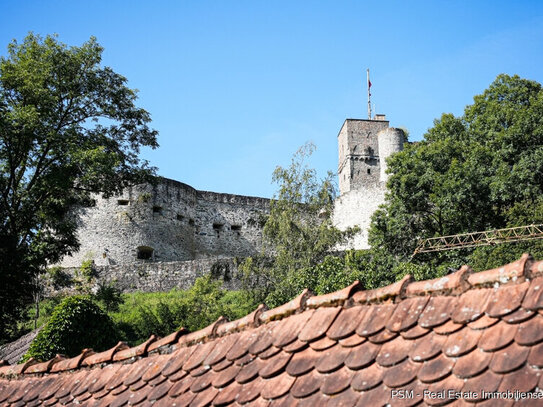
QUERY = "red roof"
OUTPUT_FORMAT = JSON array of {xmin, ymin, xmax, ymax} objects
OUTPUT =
[{"xmin": 2, "ymin": 253, "xmax": 543, "ymax": 406}]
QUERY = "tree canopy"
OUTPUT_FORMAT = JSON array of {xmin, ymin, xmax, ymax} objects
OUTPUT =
[
  {"xmin": 369, "ymin": 74, "xmax": 543, "ymax": 269},
  {"xmin": 0, "ymin": 34, "xmax": 158, "ymax": 342}
]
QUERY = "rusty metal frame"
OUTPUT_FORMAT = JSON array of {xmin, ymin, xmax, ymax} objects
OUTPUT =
[{"xmin": 413, "ymin": 224, "xmax": 543, "ymax": 255}]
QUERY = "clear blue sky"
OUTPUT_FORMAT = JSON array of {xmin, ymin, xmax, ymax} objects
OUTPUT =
[{"xmin": 2, "ymin": 1, "xmax": 543, "ymax": 198}]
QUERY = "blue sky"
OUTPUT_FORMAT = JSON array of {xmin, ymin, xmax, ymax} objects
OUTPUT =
[{"xmin": 2, "ymin": 1, "xmax": 543, "ymax": 198}]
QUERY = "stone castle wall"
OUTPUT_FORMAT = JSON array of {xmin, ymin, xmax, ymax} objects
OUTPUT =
[
  {"xmin": 60, "ymin": 178, "xmax": 269, "ymax": 268},
  {"xmin": 61, "ymin": 258, "xmax": 241, "ymax": 293}
]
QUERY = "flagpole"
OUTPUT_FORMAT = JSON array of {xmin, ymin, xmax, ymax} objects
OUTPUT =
[{"xmin": 367, "ymin": 69, "xmax": 372, "ymax": 119}]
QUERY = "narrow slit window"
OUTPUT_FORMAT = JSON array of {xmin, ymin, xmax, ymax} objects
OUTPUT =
[
  {"xmin": 231, "ymin": 225, "xmax": 241, "ymax": 231},
  {"xmin": 117, "ymin": 199, "xmax": 129, "ymax": 206},
  {"xmin": 177, "ymin": 214, "xmax": 184, "ymax": 221},
  {"xmin": 153, "ymin": 206, "xmax": 162, "ymax": 214},
  {"xmin": 367, "ymin": 168, "xmax": 371, "ymax": 174}
]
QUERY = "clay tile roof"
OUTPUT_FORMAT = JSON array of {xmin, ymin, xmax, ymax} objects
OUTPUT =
[{"xmin": 2, "ymin": 254, "xmax": 543, "ymax": 406}]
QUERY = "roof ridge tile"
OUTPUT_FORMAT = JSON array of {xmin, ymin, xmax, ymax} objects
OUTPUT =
[
  {"xmin": 468, "ymin": 253, "xmax": 532, "ymax": 287},
  {"xmin": 352, "ymin": 274, "xmax": 413, "ymax": 304},
  {"xmin": 147, "ymin": 327, "xmax": 189, "ymax": 353},
  {"xmin": 530, "ymin": 259, "xmax": 543, "ymax": 277},
  {"xmin": 216, "ymin": 304, "xmax": 267, "ymax": 336},
  {"xmin": 50, "ymin": 348, "xmax": 95, "ymax": 373},
  {"xmin": 24, "ymin": 354, "xmax": 65, "ymax": 374},
  {"xmin": 82, "ymin": 341, "xmax": 129, "ymax": 367},
  {"xmin": 113, "ymin": 334, "xmax": 157, "ymax": 362},
  {"xmin": 258, "ymin": 289, "xmax": 311, "ymax": 323},
  {"xmin": 406, "ymin": 265, "xmax": 472, "ymax": 297},
  {"xmin": 306, "ymin": 280, "xmax": 361, "ymax": 309},
  {"xmin": 178, "ymin": 316, "xmax": 227, "ymax": 347}
]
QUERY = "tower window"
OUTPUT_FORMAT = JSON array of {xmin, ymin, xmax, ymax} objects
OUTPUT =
[
  {"xmin": 136, "ymin": 246, "xmax": 154, "ymax": 260},
  {"xmin": 213, "ymin": 223, "xmax": 224, "ymax": 231},
  {"xmin": 117, "ymin": 199, "xmax": 129, "ymax": 206},
  {"xmin": 152, "ymin": 206, "xmax": 162, "ymax": 214},
  {"xmin": 231, "ymin": 225, "xmax": 241, "ymax": 231},
  {"xmin": 367, "ymin": 169, "xmax": 371, "ymax": 174},
  {"xmin": 177, "ymin": 214, "xmax": 184, "ymax": 221}
]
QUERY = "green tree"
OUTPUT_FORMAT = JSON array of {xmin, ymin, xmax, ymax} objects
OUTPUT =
[
  {"xmin": 24, "ymin": 296, "xmax": 118, "ymax": 361},
  {"xmin": 0, "ymin": 34, "xmax": 158, "ymax": 343},
  {"xmin": 240, "ymin": 143, "xmax": 351, "ymax": 307},
  {"xmin": 369, "ymin": 74, "xmax": 543, "ymax": 270}
]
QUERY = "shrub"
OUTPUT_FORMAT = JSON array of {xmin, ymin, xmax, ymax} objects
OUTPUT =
[
  {"xmin": 24, "ymin": 296, "xmax": 118, "ymax": 361},
  {"xmin": 94, "ymin": 281, "xmax": 123, "ymax": 312}
]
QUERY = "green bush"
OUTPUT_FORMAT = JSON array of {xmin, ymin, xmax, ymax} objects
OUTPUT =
[
  {"xmin": 112, "ymin": 275, "xmax": 259, "ymax": 345},
  {"xmin": 94, "ymin": 281, "xmax": 124, "ymax": 312},
  {"xmin": 24, "ymin": 296, "xmax": 118, "ymax": 361}
]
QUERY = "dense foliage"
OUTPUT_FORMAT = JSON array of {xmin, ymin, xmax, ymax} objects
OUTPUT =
[
  {"xmin": 0, "ymin": 34, "xmax": 158, "ymax": 343},
  {"xmin": 370, "ymin": 74, "xmax": 543, "ymax": 271},
  {"xmin": 113, "ymin": 276, "xmax": 257, "ymax": 345},
  {"xmin": 24, "ymin": 296, "xmax": 117, "ymax": 361}
]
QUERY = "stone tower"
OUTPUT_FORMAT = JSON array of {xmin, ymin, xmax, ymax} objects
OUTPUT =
[
  {"xmin": 333, "ymin": 114, "xmax": 404, "ymax": 249},
  {"xmin": 337, "ymin": 116, "xmax": 389, "ymax": 195}
]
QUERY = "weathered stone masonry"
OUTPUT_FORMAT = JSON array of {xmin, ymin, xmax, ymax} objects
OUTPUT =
[{"xmin": 60, "ymin": 178, "xmax": 269, "ymax": 268}]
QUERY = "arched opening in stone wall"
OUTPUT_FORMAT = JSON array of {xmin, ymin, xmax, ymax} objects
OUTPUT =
[{"xmin": 136, "ymin": 246, "xmax": 154, "ymax": 260}]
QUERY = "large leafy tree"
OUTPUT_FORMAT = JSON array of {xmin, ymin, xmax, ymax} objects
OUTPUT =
[
  {"xmin": 369, "ymin": 74, "xmax": 543, "ymax": 268},
  {"xmin": 0, "ymin": 34, "xmax": 158, "ymax": 342}
]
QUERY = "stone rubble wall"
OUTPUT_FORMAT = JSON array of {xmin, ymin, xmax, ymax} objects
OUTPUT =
[
  {"xmin": 60, "ymin": 257, "xmax": 242, "ymax": 293},
  {"xmin": 60, "ymin": 178, "xmax": 269, "ymax": 268}
]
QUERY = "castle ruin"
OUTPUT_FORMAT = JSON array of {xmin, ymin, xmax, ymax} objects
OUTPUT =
[{"xmin": 58, "ymin": 114, "xmax": 403, "ymax": 290}]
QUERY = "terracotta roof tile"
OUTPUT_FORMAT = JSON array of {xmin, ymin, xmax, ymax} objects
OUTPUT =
[
  {"xmin": 82, "ymin": 341, "xmax": 129, "ymax": 366},
  {"xmin": 305, "ymin": 280, "xmax": 361, "ymax": 309},
  {"xmin": 489, "ymin": 341, "xmax": 530, "ymax": 373},
  {"xmin": 382, "ymin": 358, "xmax": 420, "ymax": 388},
  {"xmin": 326, "ymin": 305, "xmax": 368, "ymax": 340},
  {"xmin": 282, "ymin": 338, "xmax": 308, "ymax": 353},
  {"xmin": 356, "ymin": 303, "xmax": 396, "ymax": 337},
  {"xmin": 309, "ymin": 335, "xmax": 337, "ymax": 350},
  {"xmin": 4, "ymin": 254, "xmax": 543, "ymax": 406},
  {"xmin": 337, "ymin": 333, "xmax": 365, "ymax": 347},
  {"xmin": 417, "ymin": 353, "xmax": 454, "ymax": 383},
  {"xmin": 297, "ymin": 307, "xmax": 340, "ymax": 342},
  {"xmin": 479, "ymin": 320, "xmax": 518, "ymax": 351},
  {"xmin": 343, "ymin": 340, "xmax": 380, "ymax": 370},
  {"xmin": 409, "ymin": 331, "xmax": 447, "ymax": 362},
  {"xmin": 418, "ymin": 296, "xmax": 454, "ymax": 329},
  {"xmin": 468, "ymin": 253, "xmax": 532, "ymax": 287},
  {"xmin": 443, "ymin": 326, "xmax": 482, "ymax": 357},
  {"xmin": 376, "ymin": 335, "xmax": 411, "ymax": 367},
  {"xmin": 314, "ymin": 344, "xmax": 350, "ymax": 374},
  {"xmin": 452, "ymin": 347, "xmax": 491, "ymax": 378},
  {"xmin": 386, "ymin": 296, "xmax": 429, "ymax": 332},
  {"xmin": 486, "ymin": 281, "xmax": 529, "ymax": 318},
  {"xmin": 450, "ymin": 288, "xmax": 491, "ymax": 323}
]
